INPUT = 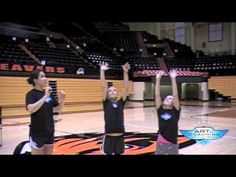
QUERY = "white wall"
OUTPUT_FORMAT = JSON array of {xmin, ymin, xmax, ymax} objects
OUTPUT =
[
  {"xmin": 194, "ymin": 23, "xmax": 231, "ymax": 53},
  {"xmin": 231, "ymin": 22, "xmax": 236, "ymax": 55},
  {"xmin": 163, "ymin": 23, "xmax": 175, "ymax": 40},
  {"xmin": 235, "ymin": 23, "xmax": 236, "ymax": 49},
  {"xmin": 125, "ymin": 22, "xmax": 159, "ymax": 36},
  {"xmin": 126, "ymin": 22, "xmax": 235, "ymax": 54},
  {"xmin": 129, "ymin": 82, "xmax": 145, "ymax": 101},
  {"xmin": 185, "ymin": 23, "xmax": 194, "ymax": 49},
  {"xmin": 126, "ymin": 22, "xmax": 174, "ymax": 40}
]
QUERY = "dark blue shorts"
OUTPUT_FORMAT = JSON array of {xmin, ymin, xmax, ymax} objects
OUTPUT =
[
  {"xmin": 29, "ymin": 135, "xmax": 54, "ymax": 149},
  {"xmin": 101, "ymin": 135, "xmax": 124, "ymax": 155}
]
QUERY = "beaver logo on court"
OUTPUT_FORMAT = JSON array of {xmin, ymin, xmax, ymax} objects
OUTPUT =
[{"xmin": 13, "ymin": 132, "xmax": 196, "ymax": 155}]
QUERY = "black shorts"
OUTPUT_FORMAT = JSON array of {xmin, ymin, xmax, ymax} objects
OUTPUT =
[
  {"xmin": 29, "ymin": 134, "xmax": 54, "ymax": 149},
  {"xmin": 101, "ymin": 135, "xmax": 124, "ymax": 155}
]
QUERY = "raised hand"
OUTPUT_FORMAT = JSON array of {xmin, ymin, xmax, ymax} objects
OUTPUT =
[
  {"xmin": 169, "ymin": 69, "xmax": 178, "ymax": 78},
  {"xmin": 100, "ymin": 61, "xmax": 109, "ymax": 71},
  {"xmin": 155, "ymin": 70, "xmax": 165, "ymax": 80},
  {"xmin": 122, "ymin": 62, "xmax": 130, "ymax": 72},
  {"xmin": 45, "ymin": 86, "xmax": 52, "ymax": 97},
  {"xmin": 58, "ymin": 91, "xmax": 66, "ymax": 102}
]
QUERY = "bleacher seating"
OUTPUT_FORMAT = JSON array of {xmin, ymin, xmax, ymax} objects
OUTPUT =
[
  {"xmin": 128, "ymin": 56, "xmax": 160, "ymax": 71},
  {"xmin": 41, "ymin": 22, "xmax": 116, "ymax": 56},
  {"xmin": 0, "ymin": 35, "xmax": 36, "ymax": 65},
  {"xmin": 103, "ymin": 31, "xmax": 141, "ymax": 55},
  {"xmin": 164, "ymin": 38, "xmax": 195, "ymax": 59},
  {"xmin": 1, "ymin": 22, "xmax": 235, "ymax": 78},
  {"xmin": 142, "ymin": 31, "xmax": 159, "ymax": 44},
  {"xmin": 24, "ymin": 38, "xmax": 95, "ymax": 74},
  {"xmin": 193, "ymin": 55, "xmax": 236, "ymax": 75},
  {"xmin": 85, "ymin": 52, "xmax": 123, "ymax": 71},
  {"xmin": 164, "ymin": 57, "xmax": 194, "ymax": 71}
]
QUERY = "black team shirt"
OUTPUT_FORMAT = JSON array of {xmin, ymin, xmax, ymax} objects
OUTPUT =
[
  {"xmin": 157, "ymin": 106, "xmax": 181, "ymax": 144},
  {"xmin": 26, "ymin": 89, "xmax": 59, "ymax": 138},
  {"xmin": 103, "ymin": 98, "xmax": 126, "ymax": 134}
]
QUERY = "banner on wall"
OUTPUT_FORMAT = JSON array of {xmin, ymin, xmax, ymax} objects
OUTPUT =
[{"xmin": 0, "ymin": 63, "xmax": 65, "ymax": 73}]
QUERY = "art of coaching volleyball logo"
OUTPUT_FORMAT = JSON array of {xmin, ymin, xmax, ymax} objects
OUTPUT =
[{"xmin": 180, "ymin": 126, "xmax": 228, "ymax": 145}]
